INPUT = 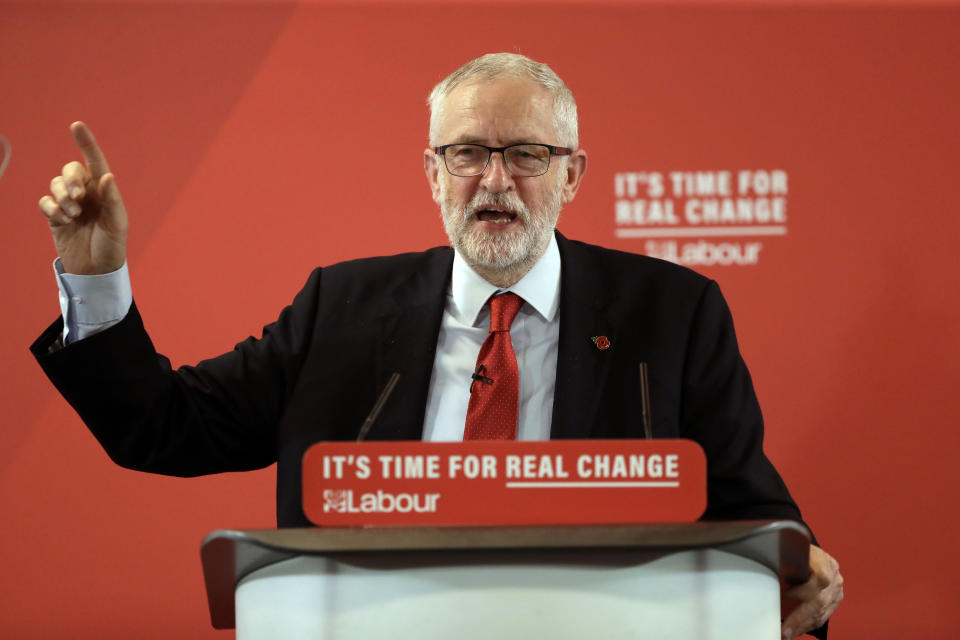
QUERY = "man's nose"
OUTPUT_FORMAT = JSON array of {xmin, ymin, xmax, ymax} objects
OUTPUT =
[{"xmin": 480, "ymin": 151, "xmax": 515, "ymax": 192}]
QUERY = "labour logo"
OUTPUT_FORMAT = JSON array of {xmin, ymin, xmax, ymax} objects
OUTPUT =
[
  {"xmin": 0, "ymin": 135, "xmax": 10, "ymax": 183},
  {"xmin": 323, "ymin": 489, "xmax": 351, "ymax": 513},
  {"xmin": 613, "ymin": 169, "xmax": 789, "ymax": 267}
]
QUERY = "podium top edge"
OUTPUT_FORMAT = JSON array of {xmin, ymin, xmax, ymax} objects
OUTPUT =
[{"xmin": 202, "ymin": 520, "xmax": 809, "ymax": 554}]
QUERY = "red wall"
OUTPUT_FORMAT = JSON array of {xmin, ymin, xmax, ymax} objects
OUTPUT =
[{"xmin": 1, "ymin": 2, "xmax": 958, "ymax": 637}]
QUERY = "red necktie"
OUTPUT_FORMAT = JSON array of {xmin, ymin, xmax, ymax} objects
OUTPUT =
[{"xmin": 464, "ymin": 293, "xmax": 525, "ymax": 440}]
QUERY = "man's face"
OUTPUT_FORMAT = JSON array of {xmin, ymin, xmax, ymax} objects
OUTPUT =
[{"xmin": 425, "ymin": 76, "xmax": 586, "ymax": 281}]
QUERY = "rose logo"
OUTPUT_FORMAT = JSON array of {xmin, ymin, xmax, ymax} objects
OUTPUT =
[
  {"xmin": 323, "ymin": 489, "xmax": 351, "ymax": 512},
  {"xmin": 0, "ymin": 135, "xmax": 10, "ymax": 183}
]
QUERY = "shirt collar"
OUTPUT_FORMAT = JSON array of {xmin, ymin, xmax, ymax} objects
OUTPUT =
[{"xmin": 450, "ymin": 232, "xmax": 561, "ymax": 327}]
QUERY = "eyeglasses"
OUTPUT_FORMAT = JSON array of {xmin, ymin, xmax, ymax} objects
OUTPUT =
[{"xmin": 434, "ymin": 143, "xmax": 572, "ymax": 178}]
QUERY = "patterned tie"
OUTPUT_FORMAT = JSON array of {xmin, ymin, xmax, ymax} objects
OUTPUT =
[{"xmin": 464, "ymin": 292, "xmax": 525, "ymax": 440}]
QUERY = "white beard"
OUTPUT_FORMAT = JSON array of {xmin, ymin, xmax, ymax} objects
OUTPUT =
[{"xmin": 438, "ymin": 175, "xmax": 563, "ymax": 277}]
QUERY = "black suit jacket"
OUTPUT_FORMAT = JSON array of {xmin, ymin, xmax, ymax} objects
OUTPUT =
[{"xmin": 32, "ymin": 233, "xmax": 805, "ymax": 530}]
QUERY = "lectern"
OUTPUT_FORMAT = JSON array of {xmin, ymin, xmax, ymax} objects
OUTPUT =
[{"xmin": 201, "ymin": 520, "xmax": 809, "ymax": 639}]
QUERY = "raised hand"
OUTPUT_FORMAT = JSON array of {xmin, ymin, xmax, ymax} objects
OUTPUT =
[{"xmin": 38, "ymin": 122, "xmax": 128, "ymax": 275}]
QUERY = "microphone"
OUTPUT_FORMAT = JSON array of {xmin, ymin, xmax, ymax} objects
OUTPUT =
[
  {"xmin": 639, "ymin": 362, "xmax": 653, "ymax": 439},
  {"xmin": 356, "ymin": 372, "xmax": 400, "ymax": 442},
  {"xmin": 469, "ymin": 364, "xmax": 494, "ymax": 393}
]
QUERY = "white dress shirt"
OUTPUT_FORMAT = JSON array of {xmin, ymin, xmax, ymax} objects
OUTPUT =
[
  {"xmin": 53, "ymin": 235, "xmax": 562, "ymax": 440},
  {"xmin": 422, "ymin": 235, "xmax": 561, "ymax": 441},
  {"xmin": 55, "ymin": 258, "xmax": 132, "ymax": 345}
]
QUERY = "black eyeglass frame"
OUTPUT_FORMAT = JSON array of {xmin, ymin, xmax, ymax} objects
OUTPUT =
[{"xmin": 433, "ymin": 143, "xmax": 573, "ymax": 177}]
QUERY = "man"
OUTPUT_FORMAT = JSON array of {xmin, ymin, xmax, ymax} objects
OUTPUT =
[{"xmin": 32, "ymin": 53, "xmax": 841, "ymax": 638}]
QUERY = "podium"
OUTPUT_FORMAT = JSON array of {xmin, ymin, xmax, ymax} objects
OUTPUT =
[{"xmin": 201, "ymin": 520, "xmax": 809, "ymax": 639}]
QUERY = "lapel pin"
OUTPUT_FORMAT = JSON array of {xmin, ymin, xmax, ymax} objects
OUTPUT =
[{"xmin": 591, "ymin": 335, "xmax": 611, "ymax": 351}]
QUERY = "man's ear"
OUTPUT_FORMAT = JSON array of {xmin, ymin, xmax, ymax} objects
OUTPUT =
[
  {"xmin": 560, "ymin": 149, "xmax": 588, "ymax": 205},
  {"xmin": 424, "ymin": 148, "xmax": 442, "ymax": 204}
]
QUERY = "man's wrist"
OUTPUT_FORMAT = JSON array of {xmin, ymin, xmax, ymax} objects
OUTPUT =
[{"xmin": 55, "ymin": 258, "xmax": 133, "ymax": 344}]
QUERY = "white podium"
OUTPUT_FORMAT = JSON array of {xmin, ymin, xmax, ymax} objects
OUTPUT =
[{"xmin": 201, "ymin": 521, "xmax": 809, "ymax": 640}]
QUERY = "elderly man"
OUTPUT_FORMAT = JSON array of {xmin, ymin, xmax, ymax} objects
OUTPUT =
[{"xmin": 33, "ymin": 53, "xmax": 842, "ymax": 638}]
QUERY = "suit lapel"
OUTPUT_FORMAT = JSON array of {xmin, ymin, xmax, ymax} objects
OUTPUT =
[
  {"xmin": 356, "ymin": 236, "xmax": 618, "ymax": 441},
  {"xmin": 364, "ymin": 248, "xmax": 453, "ymax": 441},
  {"xmin": 550, "ymin": 234, "xmax": 619, "ymax": 439}
]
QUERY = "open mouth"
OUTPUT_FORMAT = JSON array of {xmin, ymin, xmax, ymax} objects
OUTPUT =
[{"xmin": 475, "ymin": 209, "xmax": 518, "ymax": 224}]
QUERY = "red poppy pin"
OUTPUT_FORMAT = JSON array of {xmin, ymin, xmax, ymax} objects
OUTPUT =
[{"xmin": 591, "ymin": 335, "xmax": 611, "ymax": 351}]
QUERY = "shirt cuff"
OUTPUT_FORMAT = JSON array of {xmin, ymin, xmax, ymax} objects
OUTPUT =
[{"xmin": 55, "ymin": 258, "xmax": 133, "ymax": 345}]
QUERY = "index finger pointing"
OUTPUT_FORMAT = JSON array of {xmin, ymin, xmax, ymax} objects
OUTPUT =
[{"xmin": 70, "ymin": 121, "xmax": 111, "ymax": 177}]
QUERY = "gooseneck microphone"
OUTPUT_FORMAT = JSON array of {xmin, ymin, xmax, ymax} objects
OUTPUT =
[
  {"xmin": 640, "ymin": 362, "xmax": 653, "ymax": 440},
  {"xmin": 356, "ymin": 372, "xmax": 401, "ymax": 442}
]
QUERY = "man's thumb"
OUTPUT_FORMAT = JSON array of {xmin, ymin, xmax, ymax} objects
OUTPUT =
[{"xmin": 98, "ymin": 173, "xmax": 128, "ymax": 229}]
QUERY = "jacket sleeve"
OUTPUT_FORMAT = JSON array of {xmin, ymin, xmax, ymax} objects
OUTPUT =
[
  {"xmin": 30, "ymin": 268, "xmax": 323, "ymax": 477},
  {"xmin": 681, "ymin": 281, "xmax": 808, "ymax": 525},
  {"xmin": 681, "ymin": 282, "xmax": 829, "ymax": 639}
]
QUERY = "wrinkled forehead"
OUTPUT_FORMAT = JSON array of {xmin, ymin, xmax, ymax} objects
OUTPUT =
[{"xmin": 437, "ymin": 76, "xmax": 557, "ymax": 146}]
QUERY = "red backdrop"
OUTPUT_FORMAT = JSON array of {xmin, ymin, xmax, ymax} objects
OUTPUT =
[{"xmin": 1, "ymin": 1, "xmax": 958, "ymax": 637}]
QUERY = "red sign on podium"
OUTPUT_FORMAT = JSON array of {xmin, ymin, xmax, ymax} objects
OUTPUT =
[{"xmin": 302, "ymin": 440, "xmax": 705, "ymax": 526}]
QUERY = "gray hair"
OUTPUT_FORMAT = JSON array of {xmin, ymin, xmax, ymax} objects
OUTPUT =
[{"xmin": 427, "ymin": 53, "xmax": 579, "ymax": 149}]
